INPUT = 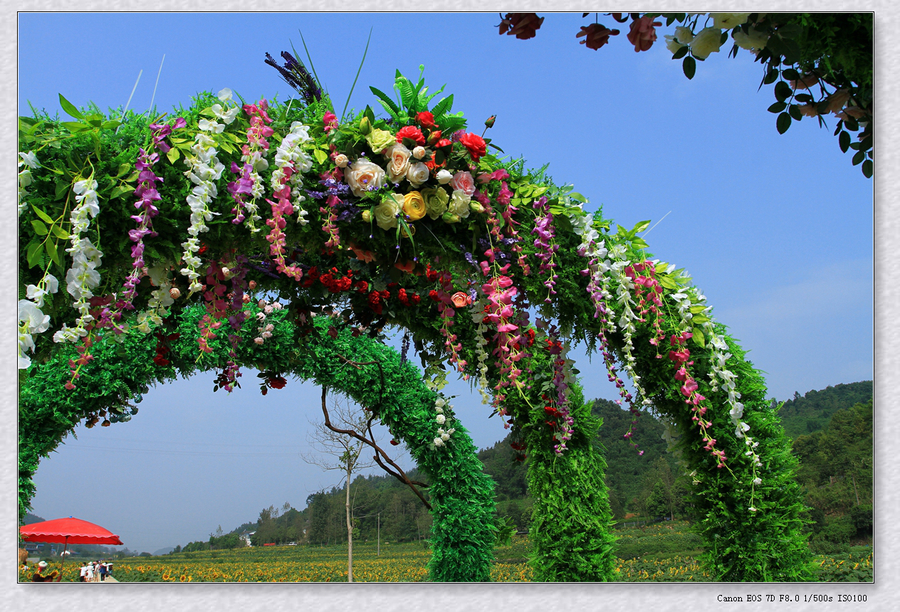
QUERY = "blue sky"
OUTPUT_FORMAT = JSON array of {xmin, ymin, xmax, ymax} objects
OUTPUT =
[{"xmin": 15, "ymin": 12, "xmax": 873, "ymax": 559}]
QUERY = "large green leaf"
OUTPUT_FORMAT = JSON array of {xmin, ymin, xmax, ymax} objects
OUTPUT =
[
  {"xmin": 58, "ymin": 93, "xmax": 84, "ymax": 120},
  {"xmin": 776, "ymin": 112, "xmax": 792, "ymax": 134},
  {"xmin": 396, "ymin": 77, "xmax": 416, "ymax": 111},
  {"xmin": 369, "ymin": 86, "xmax": 400, "ymax": 117},
  {"xmin": 431, "ymin": 94, "xmax": 454, "ymax": 117},
  {"xmin": 30, "ymin": 219, "xmax": 48, "ymax": 236}
]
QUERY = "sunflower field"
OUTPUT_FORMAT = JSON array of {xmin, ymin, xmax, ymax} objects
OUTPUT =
[{"xmin": 20, "ymin": 522, "xmax": 873, "ymax": 583}]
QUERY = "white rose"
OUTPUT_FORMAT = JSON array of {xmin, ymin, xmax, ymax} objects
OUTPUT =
[
  {"xmin": 374, "ymin": 193, "xmax": 401, "ymax": 230},
  {"xmin": 412, "ymin": 146, "xmax": 426, "ymax": 159},
  {"xmin": 690, "ymin": 27, "xmax": 723, "ymax": 60},
  {"xmin": 345, "ymin": 159, "xmax": 386, "ymax": 198},
  {"xmin": 674, "ymin": 26, "xmax": 694, "ymax": 45},
  {"xmin": 712, "ymin": 13, "xmax": 751, "ymax": 30},
  {"xmin": 440, "ymin": 432, "xmax": 450, "ymax": 442},
  {"xmin": 433, "ymin": 437, "xmax": 444, "ymax": 447},
  {"xmin": 334, "ymin": 153, "xmax": 349, "ymax": 168},
  {"xmin": 664, "ymin": 35, "xmax": 683, "ymax": 54},
  {"xmin": 385, "ymin": 143, "xmax": 412, "ymax": 184},
  {"xmin": 435, "ymin": 169, "xmax": 453, "ymax": 184},
  {"xmin": 448, "ymin": 190, "xmax": 471, "ymax": 219},
  {"xmin": 436, "ymin": 414, "xmax": 446, "ymax": 425},
  {"xmin": 733, "ymin": 27, "xmax": 768, "ymax": 50},
  {"xmin": 406, "ymin": 162, "xmax": 430, "ymax": 187}
]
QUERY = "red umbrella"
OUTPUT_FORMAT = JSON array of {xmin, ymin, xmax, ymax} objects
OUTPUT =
[
  {"xmin": 21, "ymin": 517, "xmax": 123, "ymax": 577},
  {"xmin": 21, "ymin": 517, "xmax": 124, "ymax": 545}
]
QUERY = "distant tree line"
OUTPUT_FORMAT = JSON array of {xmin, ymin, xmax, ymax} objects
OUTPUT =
[
  {"xmin": 777, "ymin": 381, "xmax": 872, "ymax": 438},
  {"xmin": 171, "ymin": 381, "xmax": 872, "ymax": 554}
]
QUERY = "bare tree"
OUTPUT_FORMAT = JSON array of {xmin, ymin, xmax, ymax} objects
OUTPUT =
[{"xmin": 302, "ymin": 389, "xmax": 376, "ymax": 583}]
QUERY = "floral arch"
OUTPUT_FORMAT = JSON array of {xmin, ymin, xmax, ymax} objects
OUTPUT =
[{"xmin": 18, "ymin": 66, "xmax": 811, "ymax": 581}]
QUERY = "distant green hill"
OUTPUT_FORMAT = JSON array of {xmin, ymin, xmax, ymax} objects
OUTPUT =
[
  {"xmin": 191, "ymin": 381, "xmax": 873, "ymax": 546},
  {"xmin": 777, "ymin": 381, "xmax": 873, "ymax": 438}
]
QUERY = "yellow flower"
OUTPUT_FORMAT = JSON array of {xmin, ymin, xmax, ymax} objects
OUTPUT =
[
  {"xmin": 422, "ymin": 186, "xmax": 449, "ymax": 220},
  {"xmin": 402, "ymin": 191, "xmax": 427, "ymax": 221},
  {"xmin": 374, "ymin": 194, "xmax": 401, "ymax": 230},
  {"xmin": 366, "ymin": 129, "xmax": 395, "ymax": 154}
]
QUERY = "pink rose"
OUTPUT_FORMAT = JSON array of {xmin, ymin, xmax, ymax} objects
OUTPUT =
[
  {"xmin": 385, "ymin": 143, "xmax": 412, "ymax": 183},
  {"xmin": 451, "ymin": 171, "xmax": 476, "ymax": 196},
  {"xmin": 626, "ymin": 16, "xmax": 661, "ymax": 52},
  {"xmin": 451, "ymin": 292, "xmax": 472, "ymax": 308}
]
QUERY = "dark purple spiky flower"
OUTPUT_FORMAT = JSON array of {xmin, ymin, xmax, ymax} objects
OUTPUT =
[{"xmin": 264, "ymin": 51, "xmax": 322, "ymax": 103}]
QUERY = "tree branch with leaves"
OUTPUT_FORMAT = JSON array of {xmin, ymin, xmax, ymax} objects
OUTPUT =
[{"xmin": 498, "ymin": 12, "xmax": 873, "ymax": 177}]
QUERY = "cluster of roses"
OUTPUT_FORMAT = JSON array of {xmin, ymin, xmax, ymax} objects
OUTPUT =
[
  {"xmin": 431, "ymin": 397, "xmax": 457, "ymax": 449},
  {"xmin": 336, "ymin": 110, "xmax": 489, "ymax": 235},
  {"xmin": 253, "ymin": 297, "xmax": 283, "ymax": 345}
]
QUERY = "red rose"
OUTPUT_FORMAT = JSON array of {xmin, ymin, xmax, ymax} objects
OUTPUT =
[
  {"xmin": 416, "ymin": 111, "xmax": 436, "ymax": 128},
  {"xmin": 396, "ymin": 125, "xmax": 425, "ymax": 146},
  {"xmin": 498, "ymin": 13, "xmax": 544, "ymax": 40},
  {"xmin": 459, "ymin": 132, "xmax": 487, "ymax": 161},
  {"xmin": 269, "ymin": 376, "xmax": 287, "ymax": 389},
  {"xmin": 576, "ymin": 23, "xmax": 620, "ymax": 50}
]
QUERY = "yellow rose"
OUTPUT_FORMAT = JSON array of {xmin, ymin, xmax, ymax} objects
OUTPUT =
[
  {"xmin": 374, "ymin": 193, "xmax": 402, "ymax": 230},
  {"xmin": 403, "ymin": 191, "xmax": 427, "ymax": 221},
  {"xmin": 366, "ymin": 129, "xmax": 395, "ymax": 154},
  {"xmin": 422, "ymin": 187, "xmax": 450, "ymax": 220}
]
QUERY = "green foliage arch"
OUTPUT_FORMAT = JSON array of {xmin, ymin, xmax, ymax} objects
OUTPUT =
[{"xmin": 18, "ymin": 65, "xmax": 812, "ymax": 581}]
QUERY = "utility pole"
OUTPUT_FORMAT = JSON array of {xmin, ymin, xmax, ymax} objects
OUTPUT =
[{"xmin": 356, "ymin": 511, "xmax": 382, "ymax": 556}]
